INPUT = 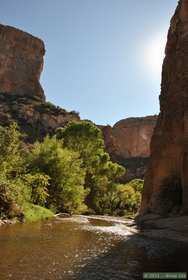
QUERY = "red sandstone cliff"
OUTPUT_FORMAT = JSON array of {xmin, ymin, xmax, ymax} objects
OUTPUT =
[
  {"xmin": 0, "ymin": 24, "xmax": 156, "ymax": 181},
  {"xmin": 101, "ymin": 116, "xmax": 157, "ymax": 181},
  {"xmin": 0, "ymin": 25, "xmax": 79, "ymax": 142},
  {"xmin": 140, "ymin": 0, "xmax": 188, "ymax": 216},
  {"xmin": 102, "ymin": 116, "xmax": 157, "ymax": 159},
  {"xmin": 0, "ymin": 24, "xmax": 45, "ymax": 100}
]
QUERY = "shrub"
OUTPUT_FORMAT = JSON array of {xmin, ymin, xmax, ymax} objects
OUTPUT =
[
  {"xmin": 92, "ymin": 179, "xmax": 144, "ymax": 216},
  {"xmin": 56, "ymin": 121, "xmax": 126, "ymax": 212},
  {"xmin": 0, "ymin": 122, "xmax": 143, "ymax": 220},
  {"xmin": 23, "ymin": 203, "xmax": 54, "ymax": 222},
  {"xmin": 23, "ymin": 173, "xmax": 50, "ymax": 206},
  {"xmin": 27, "ymin": 136, "xmax": 88, "ymax": 214}
]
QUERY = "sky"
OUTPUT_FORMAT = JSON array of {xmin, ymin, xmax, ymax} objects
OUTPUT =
[{"xmin": 0, "ymin": 0, "xmax": 178, "ymax": 125}]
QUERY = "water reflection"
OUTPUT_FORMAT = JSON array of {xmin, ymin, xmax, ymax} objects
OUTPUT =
[{"xmin": 0, "ymin": 216, "xmax": 187, "ymax": 280}]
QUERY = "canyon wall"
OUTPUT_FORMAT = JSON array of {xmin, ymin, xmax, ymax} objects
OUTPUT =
[
  {"xmin": 0, "ymin": 25, "xmax": 79, "ymax": 142},
  {"xmin": 0, "ymin": 24, "xmax": 45, "ymax": 100},
  {"xmin": 0, "ymin": 24, "xmax": 156, "ymax": 181},
  {"xmin": 140, "ymin": 0, "xmax": 188, "ymax": 216},
  {"xmin": 101, "ymin": 116, "xmax": 157, "ymax": 182}
]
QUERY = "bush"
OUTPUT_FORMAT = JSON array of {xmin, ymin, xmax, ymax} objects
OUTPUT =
[
  {"xmin": 0, "ymin": 124, "xmax": 53, "ymax": 220},
  {"xmin": 0, "ymin": 123, "xmax": 29, "ymax": 218},
  {"xmin": 23, "ymin": 203, "xmax": 54, "ymax": 222},
  {"xmin": 27, "ymin": 136, "xmax": 88, "ymax": 214},
  {"xmin": 0, "ymin": 123, "xmax": 24, "ymax": 178},
  {"xmin": 94, "ymin": 179, "xmax": 144, "ymax": 216},
  {"xmin": 56, "ymin": 121, "xmax": 126, "ymax": 212},
  {"xmin": 0, "ymin": 122, "xmax": 143, "ymax": 220},
  {"xmin": 23, "ymin": 173, "xmax": 50, "ymax": 206},
  {"xmin": 0, "ymin": 182, "xmax": 21, "ymax": 219}
]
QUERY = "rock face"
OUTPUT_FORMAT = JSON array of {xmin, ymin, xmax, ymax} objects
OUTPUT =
[
  {"xmin": 0, "ymin": 24, "xmax": 45, "ymax": 100},
  {"xmin": 0, "ymin": 25, "xmax": 79, "ymax": 142},
  {"xmin": 0, "ymin": 94, "xmax": 79, "ymax": 142},
  {"xmin": 0, "ymin": 24, "xmax": 156, "ymax": 178},
  {"xmin": 101, "ymin": 116, "xmax": 157, "ymax": 182},
  {"xmin": 140, "ymin": 0, "xmax": 188, "ymax": 216}
]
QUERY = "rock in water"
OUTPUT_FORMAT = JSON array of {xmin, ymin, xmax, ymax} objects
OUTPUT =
[{"xmin": 140, "ymin": 0, "xmax": 188, "ymax": 216}]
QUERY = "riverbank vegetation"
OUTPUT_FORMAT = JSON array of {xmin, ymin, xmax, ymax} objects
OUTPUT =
[{"xmin": 0, "ymin": 122, "xmax": 143, "ymax": 221}]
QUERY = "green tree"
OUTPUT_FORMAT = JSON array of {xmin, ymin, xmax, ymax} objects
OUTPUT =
[
  {"xmin": 0, "ymin": 123, "xmax": 24, "ymax": 178},
  {"xmin": 23, "ymin": 173, "xmax": 50, "ymax": 206},
  {"xmin": 0, "ymin": 123, "xmax": 53, "ymax": 220},
  {"xmin": 56, "ymin": 121, "xmax": 125, "ymax": 213},
  {"xmin": 126, "ymin": 179, "xmax": 144, "ymax": 193},
  {"xmin": 27, "ymin": 136, "xmax": 88, "ymax": 214},
  {"xmin": 56, "ymin": 121, "xmax": 105, "ymax": 170},
  {"xmin": 96, "ymin": 179, "xmax": 144, "ymax": 216},
  {"xmin": 0, "ymin": 123, "xmax": 28, "ymax": 218}
]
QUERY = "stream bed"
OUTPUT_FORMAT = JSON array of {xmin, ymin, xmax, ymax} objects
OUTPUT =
[{"xmin": 0, "ymin": 215, "xmax": 187, "ymax": 280}]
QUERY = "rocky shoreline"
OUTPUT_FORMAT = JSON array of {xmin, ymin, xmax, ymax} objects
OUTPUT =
[
  {"xmin": 2, "ymin": 213, "xmax": 188, "ymax": 246},
  {"xmin": 137, "ymin": 214, "xmax": 188, "ymax": 244},
  {"xmin": 0, "ymin": 219, "xmax": 17, "ymax": 226}
]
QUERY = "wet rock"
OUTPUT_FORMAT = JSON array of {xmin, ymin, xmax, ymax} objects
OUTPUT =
[
  {"xmin": 0, "ymin": 219, "xmax": 17, "ymax": 225},
  {"xmin": 139, "ymin": 216, "xmax": 188, "ymax": 244},
  {"xmin": 55, "ymin": 214, "xmax": 89, "ymax": 224},
  {"xmin": 136, "ymin": 214, "xmax": 161, "ymax": 225},
  {"xmin": 55, "ymin": 213, "xmax": 71, "ymax": 218}
]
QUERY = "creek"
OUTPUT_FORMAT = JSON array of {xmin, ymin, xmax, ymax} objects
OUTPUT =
[{"xmin": 0, "ymin": 215, "xmax": 187, "ymax": 280}]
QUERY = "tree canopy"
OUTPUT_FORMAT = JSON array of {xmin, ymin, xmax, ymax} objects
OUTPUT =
[{"xmin": 0, "ymin": 122, "xmax": 144, "ymax": 220}]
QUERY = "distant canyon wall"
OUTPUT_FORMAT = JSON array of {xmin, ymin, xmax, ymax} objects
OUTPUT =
[{"xmin": 101, "ymin": 116, "xmax": 157, "ymax": 182}]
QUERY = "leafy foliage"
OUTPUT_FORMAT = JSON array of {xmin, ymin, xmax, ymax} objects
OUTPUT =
[
  {"xmin": 0, "ymin": 124, "xmax": 52, "ymax": 219},
  {"xmin": 27, "ymin": 136, "xmax": 88, "ymax": 214},
  {"xmin": 23, "ymin": 173, "xmax": 50, "ymax": 206},
  {"xmin": 94, "ymin": 179, "xmax": 144, "ymax": 216},
  {"xmin": 0, "ymin": 123, "xmax": 28, "ymax": 218},
  {"xmin": 56, "ymin": 121, "xmax": 125, "ymax": 212},
  {"xmin": 0, "ymin": 123, "xmax": 24, "ymax": 178},
  {"xmin": 23, "ymin": 203, "xmax": 54, "ymax": 222},
  {"xmin": 0, "ymin": 122, "xmax": 143, "ymax": 220}
]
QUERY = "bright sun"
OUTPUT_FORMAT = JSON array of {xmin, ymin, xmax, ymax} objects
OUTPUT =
[{"xmin": 144, "ymin": 32, "xmax": 167, "ymax": 78}]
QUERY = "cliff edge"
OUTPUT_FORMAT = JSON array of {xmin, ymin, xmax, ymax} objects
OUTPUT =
[
  {"xmin": 0, "ymin": 24, "xmax": 79, "ymax": 142},
  {"xmin": 0, "ymin": 24, "xmax": 45, "ymax": 100},
  {"xmin": 140, "ymin": 0, "xmax": 188, "ymax": 217}
]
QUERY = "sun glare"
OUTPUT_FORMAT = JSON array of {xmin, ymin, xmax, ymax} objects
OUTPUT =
[{"xmin": 144, "ymin": 32, "xmax": 167, "ymax": 79}]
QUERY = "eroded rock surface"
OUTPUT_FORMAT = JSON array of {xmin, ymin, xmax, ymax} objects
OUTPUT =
[
  {"xmin": 0, "ymin": 24, "xmax": 156, "ymax": 178},
  {"xmin": 140, "ymin": 0, "xmax": 188, "ymax": 216},
  {"xmin": 101, "ymin": 116, "xmax": 157, "ymax": 182},
  {"xmin": 0, "ymin": 93, "xmax": 79, "ymax": 142},
  {"xmin": 0, "ymin": 25, "xmax": 79, "ymax": 142},
  {"xmin": 138, "ymin": 214, "xmax": 188, "ymax": 244},
  {"xmin": 0, "ymin": 24, "xmax": 45, "ymax": 100}
]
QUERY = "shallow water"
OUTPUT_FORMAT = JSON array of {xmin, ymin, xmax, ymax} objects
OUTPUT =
[{"xmin": 0, "ymin": 215, "xmax": 187, "ymax": 280}]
